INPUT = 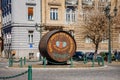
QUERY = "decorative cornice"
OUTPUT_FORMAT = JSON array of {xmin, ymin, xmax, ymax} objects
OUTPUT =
[
  {"xmin": 26, "ymin": 3, "xmax": 36, "ymax": 6},
  {"xmin": 48, "ymin": 2, "xmax": 61, "ymax": 6},
  {"xmin": 48, "ymin": 0, "xmax": 61, "ymax": 6},
  {"xmin": 42, "ymin": 23, "xmax": 64, "ymax": 30}
]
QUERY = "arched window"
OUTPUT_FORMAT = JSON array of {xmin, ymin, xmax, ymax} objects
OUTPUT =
[{"xmin": 66, "ymin": 6, "xmax": 77, "ymax": 23}]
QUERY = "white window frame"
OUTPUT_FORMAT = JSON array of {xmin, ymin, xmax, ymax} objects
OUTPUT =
[
  {"xmin": 119, "ymin": 33, "xmax": 120, "ymax": 43},
  {"xmin": 50, "ymin": 8, "xmax": 58, "ymax": 20},
  {"xmin": 28, "ymin": 31, "xmax": 34, "ymax": 44},
  {"xmin": 66, "ymin": 8, "xmax": 76, "ymax": 23},
  {"xmin": 85, "ymin": 37, "xmax": 92, "ymax": 43},
  {"xmin": 28, "ymin": 7, "xmax": 34, "ymax": 21},
  {"xmin": 101, "ymin": 39, "xmax": 108, "ymax": 43}
]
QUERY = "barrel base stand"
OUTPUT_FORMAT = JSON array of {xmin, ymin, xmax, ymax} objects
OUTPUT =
[{"xmin": 47, "ymin": 60, "xmax": 67, "ymax": 65}]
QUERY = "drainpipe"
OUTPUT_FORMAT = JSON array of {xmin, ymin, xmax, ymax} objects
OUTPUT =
[{"xmin": 40, "ymin": 0, "xmax": 42, "ymax": 25}]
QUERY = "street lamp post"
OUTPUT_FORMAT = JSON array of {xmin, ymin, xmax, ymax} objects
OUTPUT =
[
  {"xmin": 104, "ymin": 4, "xmax": 117, "ymax": 63},
  {"xmin": 69, "ymin": 30, "xmax": 74, "ymax": 37},
  {"xmin": 35, "ymin": 23, "xmax": 43, "ymax": 61}
]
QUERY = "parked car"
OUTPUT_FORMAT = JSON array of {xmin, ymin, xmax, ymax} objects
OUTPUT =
[
  {"xmin": 115, "ymin": 51, "xmax": 120, "ymax": 61},
  {"xmin": 85, "ymin": 52, "xmax": 94, "ymax": 60},
  {"xmin": 118, "ymin": 52, "xmax": 120, "ymax": 61},
  {"xmin": 73, "ymin": 51, "xmax": 85, "ymax": 61}
]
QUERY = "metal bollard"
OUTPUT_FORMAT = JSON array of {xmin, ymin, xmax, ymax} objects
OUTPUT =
[
  {"xmin": 43, "ymin": 57, "xmax": 46, "ymax": 68},
  {"xmin": 20, "ymin": 58, "xmax": 22, "ymax": 67},
  {"xmin": 83, "ymin": 56, "xmax": 87, "ymax": 64},
  {"xmin": 28, "ymin": 65, "xmax": 32, "ymax": 80},
  {"xmin": 11, "ymin": 58, "xmax": 13, "ymax": 67},
  {"xmin": 24, "ymin": 57, "xmax": 26, "ymax": 65},
  {"xmin": 9, "ymin": 58, "xmax": 13, "ymax": 67},
  {"xmin": 101, "ymin": 57, "xmax": 104, "ymax": 66},
  {"xmin": 39, "ymin": 56, "xmax": 42, "ymax": 61},
  {"xmin": 98, "ymin": 58, "xmax": 100, "ymax": 65},
  {"xmin": 92, "ymin": 58, "xmax": 94, "ymax": 67},
  {"xmin": 70, "ymin": 57, "xmax": 73, "ymax": 68},
  {"xmin": 97, "ymin": 57, "xmax": 104, "ymax": 66},
  {"xmin": 9, "ymin": 58, "xmax": 11, "ymax": 67}
]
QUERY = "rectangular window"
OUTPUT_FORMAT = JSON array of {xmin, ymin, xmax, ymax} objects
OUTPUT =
[
  {"xmin": 28, "ymin": 7, "xmax": 34, "ymax": 20},
  {"xmin": 101, "ymin": 39, "xmax": 108, "ymax": 43},
  {"xmin": 50, "ymin": 8, "xmax": 58, "ymax": 20},
  {"xmin": 66, "ymin": 13, "xmax": 70, "ymax": 22},
  {"xmin": 72, "ymin": 13, "xmax": 75, "ymax": 22},
  {"xmin": 66, "ymin": 7, "xmax": 76, "ymax": 23},
  {"xmin": 119, "ymin": 33, "xmax": 120, "ymax": 43},
  {"xmin": 28, "ymin": 31, "xmax": 34, "ymax": 43},
  {"xmin": 29, "ymin": 53, "xmax": 34, "ymax": 59},
  {"xmin": 85, "ymin": 37, "xmax": 92, "ymax": 43}
]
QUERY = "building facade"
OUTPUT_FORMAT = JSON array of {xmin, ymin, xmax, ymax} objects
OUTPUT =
[
  {"xmin": 0, "ymin": 1, "xmax": 2, "ymax": 56},
  {"xmin": 1, "ymin": 0, "xmax": 41, "ymax": 59},
  {"xmin": 41, "ymin": 0, "xmax": 120, "ymax": 53},
  {"xmin": 1, "ymin": 0, "xmax": 120, "ymax": 59}
]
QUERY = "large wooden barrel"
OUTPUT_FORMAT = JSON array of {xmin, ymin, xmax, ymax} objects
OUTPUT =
[{"xmin": 39, "ymin": 30, "xmax": 76, "ymax": 63}]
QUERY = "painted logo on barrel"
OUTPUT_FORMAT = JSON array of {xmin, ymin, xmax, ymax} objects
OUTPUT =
[
  {"xmin": 47, "ymin": 32, "xmax": 76, "ymax": 62},
  {"xmin": 56, "ymin": 41, "xmax": 67, "ymax": 48}
]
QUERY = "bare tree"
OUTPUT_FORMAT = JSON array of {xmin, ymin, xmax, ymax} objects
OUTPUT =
[
  {"xmin": 82, "ymin": 11, "xmax": 108, "ymax": 54},
  {"xmin": 113, "ymin": 9, "xmax": 120, "ymax": 25}
]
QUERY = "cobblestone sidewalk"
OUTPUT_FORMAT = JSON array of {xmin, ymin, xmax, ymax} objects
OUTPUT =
[{"xmin": 0, "ymin": 57, "xmax": 8, "ymax": 63}]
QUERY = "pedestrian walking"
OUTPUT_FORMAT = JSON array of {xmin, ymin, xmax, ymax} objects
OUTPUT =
[{"xmin": 114, "ymin": 50, "xmax": 119, "ymax": 61}]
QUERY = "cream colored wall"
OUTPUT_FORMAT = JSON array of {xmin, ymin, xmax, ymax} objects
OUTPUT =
[
  {"xmin": 110, "ymin": 0, "xmax": 118, "ymax": 16},
  {"xmin": 42, "ymin": 0, "xmax": 65, "ymax": 25},
  {"xmin": 0, "ymin": 9, "xmax": 1, "ymax": 37},
  {"xmin": 0, "ymin": 9, "xmax": 2, "ymax": 55},
  {"xmin": 41, "ymin": 0, "xmax": 120, "ymax": 52}
]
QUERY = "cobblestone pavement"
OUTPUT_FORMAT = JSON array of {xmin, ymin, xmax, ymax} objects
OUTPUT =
[
  {"xmin": 0, "ymin": 65, "xmax": 120, "ymax": 80},
  {"xmin": 0, "ymin": 57, "xmax": 120, "ymax": 80},
  {"xmin": 32, "ymin": 66, "xmax": 120, "ymax": 80},
  {"xmin": 0, "ymin": 68, "xmax": 28, "ymax": 80}
]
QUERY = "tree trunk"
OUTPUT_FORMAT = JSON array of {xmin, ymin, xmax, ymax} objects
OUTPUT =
[
  {"xmin": 94, "ymin": 43, "xmax": 99, "ymax": 59},
  {"xmin": 95, "ymin": 43, "xmax": 99, "ymax": 54}
]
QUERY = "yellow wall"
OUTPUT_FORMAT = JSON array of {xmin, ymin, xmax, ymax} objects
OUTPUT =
[{"xmin": 41, "ymin": 0, "xmax": 120, "ymax": 52}]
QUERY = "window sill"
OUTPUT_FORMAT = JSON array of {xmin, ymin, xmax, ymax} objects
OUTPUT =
[
  {"xmin": 28, "ymin": 43, "xmax": 34, "ymax": 44},
  {"xmin": 28, "ymin": 20, "xmax": 34, "ymax": 21}
]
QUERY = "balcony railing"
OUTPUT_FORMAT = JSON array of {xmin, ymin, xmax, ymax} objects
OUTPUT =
[
  {"xmin": 65, "ymin": 0, "xmax": 78, "ymax": 6},
  {"xmin": 82, "ymin": 1, "xmax": 94, "ymax": 6},
  {"xmin": 82, "ymin": 1, "xmax": 94, "ymax": 9}
]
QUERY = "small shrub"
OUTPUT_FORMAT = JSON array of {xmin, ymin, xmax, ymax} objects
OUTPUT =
[{"xmin": 99, "ymin": 52, "xmax": 108, "ymax": 61}]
